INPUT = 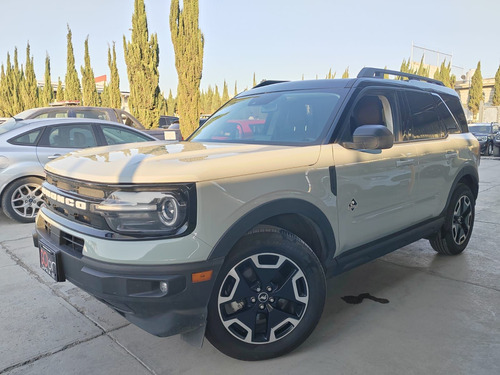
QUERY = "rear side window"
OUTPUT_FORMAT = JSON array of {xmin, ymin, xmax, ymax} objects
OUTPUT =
[
  {"xmin": 33, "ymin": 110, "xmax": 70, "ymax": 119},
  {"xmin": 40, "ymin": 124, "xmax": 97, "ymax": 148},
  {"xmin": 8, "ymin": 129, "xmax": 42, "ymax": 146},
  {"xmin": 404, "ymin": 91, "xmax": 446, "ymax": 140}
]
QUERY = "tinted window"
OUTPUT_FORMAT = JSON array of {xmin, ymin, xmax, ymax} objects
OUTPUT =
[
  {"xmin": 405, "ymin": 91, "xmax": 445, "ymax": 139},
  {"xmin": 101, "ymin": 125, "xmax": 152, "ymax": 145},
  {"xmin": 9, "ymin": 129, "xmax": 42, "ymax": 145},
  {"xmin": 440, "ymin": 93, "xmax": 467, "ymax": 133},
  {"xmin": 192, "ymin": 90, "xmax": 343, "ymax": 144},
  {"xmin": 433, "ymin": 95, "xmax": 460, "ymax": 134},
  {"xmin": 33, "ymin": 110, "xmax": 70, "ymax": 119},
  {"xmin": 74, "ymin": 110, "xmax": 110, "ymax": 120},
  {"xmin": 41, "ymin": 124, "xmax": 97, "ymax": 148}
]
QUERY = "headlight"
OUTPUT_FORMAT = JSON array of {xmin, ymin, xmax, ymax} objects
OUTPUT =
[
  {"xmin": 91, "ymin": 186, "xmax": 194, "ymax": 237},
  {"xmin": 495, "ymin": 134, "xmax": 500, "ymax": 141},
  {"xmin": 476, "ymin": 135, "xmax": 487, "ymax": 142}
]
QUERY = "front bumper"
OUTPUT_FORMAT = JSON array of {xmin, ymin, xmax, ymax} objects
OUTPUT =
[{"xmin": 34, "ymin": 208, "xmax": 223, "ymax": 337}]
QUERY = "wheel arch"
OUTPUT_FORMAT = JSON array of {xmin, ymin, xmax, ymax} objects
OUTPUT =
[
  {"xmin": 207, "ymin": 198, "xmax": 336, "ymax": 269},
  {"xmin": 442, "ymin": 165, "xmax": 479, "ymax": 215}
]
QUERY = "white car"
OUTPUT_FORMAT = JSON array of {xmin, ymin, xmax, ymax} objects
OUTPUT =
[{"xmin": 0, "ymin": 118, "xmax": 157, "ymax": 222}]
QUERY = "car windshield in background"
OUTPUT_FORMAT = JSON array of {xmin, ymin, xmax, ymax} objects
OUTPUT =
[
  {"xmin": 191, "ymin": 90, "xmax": 343, "ymax": 145},
  {"xmin": 469, "ymin": 125, "xmax": 491, "ymax": 133}
]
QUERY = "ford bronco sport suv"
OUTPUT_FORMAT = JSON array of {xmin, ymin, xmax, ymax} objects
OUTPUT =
[{"xmin": 33, "ymin": 68, "xmax": 479, "ymax": 361}]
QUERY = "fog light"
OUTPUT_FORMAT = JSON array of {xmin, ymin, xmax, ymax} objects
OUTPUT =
[{"xmin": 159, "ymin": 281, "xmax": 169, "ymax": 293}]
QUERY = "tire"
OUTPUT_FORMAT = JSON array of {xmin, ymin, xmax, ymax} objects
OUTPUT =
[
  {"xmin": 493, "ymin": 145, "xmax": 500, "ymax": 157},
  {"xmin": 206, "ymin": 227, "xmax": 326, "ymax": 361},
  {"xmin": 429, "ymin": 184, "xmax": 475, "ymax": 255},
  {"xmin": 1, "ymin": 177, "xmax": 44, "ymax": 223},
  {"xmin": 486, "ymin": 142, "xmax": 493, "ymax": 156}
]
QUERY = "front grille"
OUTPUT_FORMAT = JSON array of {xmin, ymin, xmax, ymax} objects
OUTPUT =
[{"xmin": 38, "ymin": 215, "xmax": 85, "ymax": 255}]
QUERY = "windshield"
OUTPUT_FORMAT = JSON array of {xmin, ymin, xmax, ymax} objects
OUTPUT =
[
  {"xmin": 0, "ymin": 119, "xmax": 31, "ymax": 135},
  {"xmin": 191, "ymin": 89, "xmax": 344, "ymax": 145},
  {"xmin": 468, "ymin": 125, "xmax": 491, "ymax": 133}
]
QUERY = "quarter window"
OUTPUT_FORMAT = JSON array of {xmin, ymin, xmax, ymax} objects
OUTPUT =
[{"xmin": 8, "ymin": 129, "xmax": 42, "ymax": 146}]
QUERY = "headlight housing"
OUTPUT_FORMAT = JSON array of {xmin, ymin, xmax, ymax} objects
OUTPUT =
[
  {"xmin": 495, "ymin": 134, "xmax": 500, "ymax": 141},
  {"xmin": 476, "ymin": 135, "xmax": 487, "ymax": 142},
  {"xmin": 91, "ymin": 185, "xmax": 195, "ymax": 237}
]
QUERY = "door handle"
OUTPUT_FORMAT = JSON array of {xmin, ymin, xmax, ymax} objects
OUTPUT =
[
  {"xmin": 47, "ymin": 154, "xmax": 62, "ymax": 160},
  {"xmin": 396, "ymin": 158, "xmax": 415, "ymax": 167}
]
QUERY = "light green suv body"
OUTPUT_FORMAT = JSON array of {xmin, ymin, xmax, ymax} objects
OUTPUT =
[{"xmin": 34, "ymin": 68, "xmax": 479, "ymax": 360}]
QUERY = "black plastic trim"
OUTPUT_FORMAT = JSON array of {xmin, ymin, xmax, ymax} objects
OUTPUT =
[{"xmin": 207, "ymin": 198, "xmax": 336, "ymax": 262}]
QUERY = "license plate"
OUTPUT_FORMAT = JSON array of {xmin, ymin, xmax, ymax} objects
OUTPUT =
[{"xmin": 39, "ymin": 243, "xmax": 63, "ymax": 281}]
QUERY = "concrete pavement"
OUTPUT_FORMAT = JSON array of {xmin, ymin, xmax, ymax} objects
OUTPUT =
[{"xmin": 0, "ymin": 158, "xmax": 499, "ymax": 375}]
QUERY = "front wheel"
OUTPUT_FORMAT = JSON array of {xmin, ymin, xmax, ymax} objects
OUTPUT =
[
  {"xmin": 1, "ymin": 177, "xmax": 44, "ymax": 223},
  {"xmin": 206, "ymin": 227, "xmax": 326, "ymax": 361},
  {"xmin": 429, "ymin": 183, "xmax": 475, "ymax": 255},
  {"xmin": 486, "ymin": 142, "xmax": 493, "ymax": 156}
]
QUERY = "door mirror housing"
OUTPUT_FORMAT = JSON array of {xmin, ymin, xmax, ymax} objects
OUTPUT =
[{"xmin": 346, "ymin": 125, "xmax": 394, "ymax": 150}]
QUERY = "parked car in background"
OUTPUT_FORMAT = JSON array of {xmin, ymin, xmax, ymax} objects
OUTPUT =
[
  {"xmin": 159, "ymin": 115, "xmax": 179, "ymax": 128},
  {"xmin": 0, "ymin": 118, "xmax": 157, "ymax": 222},
  {"xmin": 468, "ymin": 122, "xmax": 499, "ymax": 156},
  {"xmin": 9, "ymin": 106, "xmax": 167, "ymax": 140},
  {"xmin": 493, "ymin": 130, "xmax": 500, "ymax": 157}
]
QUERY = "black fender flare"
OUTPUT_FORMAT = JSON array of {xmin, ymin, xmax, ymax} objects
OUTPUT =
[
  {"xmin": 207, "ymin": 198, "xmax": 336, "ymax": 263},
  {"xmin": 441, "ymin": 164, "xmax": 479, "ymax": 216}
]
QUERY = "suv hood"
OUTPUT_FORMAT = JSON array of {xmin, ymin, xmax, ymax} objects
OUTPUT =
[{"xmin": 45, "ymin": 141, "xmax": 321, "ymax": 183}]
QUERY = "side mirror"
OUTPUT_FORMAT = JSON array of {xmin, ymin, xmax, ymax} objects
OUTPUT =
[{"xmin": 350, "ymin": 125, "xmax": 394, "ymax": 150}]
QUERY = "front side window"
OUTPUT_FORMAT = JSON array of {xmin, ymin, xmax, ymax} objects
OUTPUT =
[
  {"xmin": 191, "ymin": 90, "xmax": 344, "ymax": 145},
  {"xmin": 340, "ymin": 89, "xmax": 399, "ymax": 142},
  {"xmin": 40, "ymin": 124, "xmax": 97, "ymax": 148},
  {"xmin": 101, "ymin": 125, "xmax": 152, "ymax": 145}
]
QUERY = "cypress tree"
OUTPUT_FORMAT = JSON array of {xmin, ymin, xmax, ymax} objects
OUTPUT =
[
  {"xmin": 253, "ymin": 73, "xmax": 256, "ymax": 87},
  {"xmin": 212, "ymin": 85, "xmax": 221, "ymax": 112},
  {"xmin": 492, "ymin": 65, "xmax": 500, "ymax": 106},
  {"xmin": 41, "ymin": 54, "xmax": 53, "ymax": 106},
  {"xmin": 6, "ymin": 49, "xmax": 24, "ymax": 114},
  {"xmin": 56, "ymin": 77, "xmax": 65, "ymax": 102},
  {"xmin": 21, "ymin": 43, "xmax": 38, "ymax": 110},
  {"xmin": 0, "ymin": 64, "xmax": 7, "ymax": 116},
  {"xmin": 468, "ymin": 61, "xmax": 483, "ymax": 119},
  {"xmin": 80, "ymin": 37, "xmax": 100, "ymax": 107},
  {"xmin": 205, "ymin": 85, "xmax": 213, "ymax": 114},
  {"xmin": 101, "ymin": 83, "xmax": 110, "ymax": 107},
  {"xmin": 170, "ymin": 0, "xmax": 204, "ymax": 135},
  {"xmin": 167, "ymin": 89, "xmax": 176, "ymax": 116},
  {"xmin": 124, "ymin": 0, "xmax": 160, "ymax": 128},
  {"xmin": 108, "ymin": 43, "xmax": 122, "ymax": 109},
  {"xmin": 234, "ymin": 81, "xmax": 238, "ymax": 97},
  {"xmin": 222, "ymin": 80, "xmax": 229, "ymax": 103},
  {"xmin": 64, "ymin": 25, "xmax": 82, "ymax": 102},
  {"xmin": 342, "ymin": 67, "xmax": 349, "ymax": 79}
]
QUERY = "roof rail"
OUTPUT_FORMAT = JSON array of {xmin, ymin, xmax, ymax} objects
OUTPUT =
[
  {"xmin": 357, "ymin": 67, "xmax": 444, "ymax": 86},
  {"xmin": 253, "ymin": 80, "xmax": 289, "ymax": 89}
]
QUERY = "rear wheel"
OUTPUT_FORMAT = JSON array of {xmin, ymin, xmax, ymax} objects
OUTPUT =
[
  {"xmin": 1, "ymin": 177, "xmax": 44, "ymax": 223},
  {"xmin": 429, "ymin": 184, "xmax": 475, "ymax": 255},
  {"xmin": 486, "ymin": 142, "xmax": 493, "ymax": 156},
  {"xmin": 206, "ymin": 227, "xmax": 326, "ymax": 360}
]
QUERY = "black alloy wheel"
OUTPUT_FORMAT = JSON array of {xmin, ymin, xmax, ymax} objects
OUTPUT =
[{"xmin": 206, "ymin": 227, "xmax": 326, "ymax": 361}]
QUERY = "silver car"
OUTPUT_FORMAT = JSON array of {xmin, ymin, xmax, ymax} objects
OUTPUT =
[{"xmin": 0, "ymin": 118, "xmax": 157, "ymax": 222}]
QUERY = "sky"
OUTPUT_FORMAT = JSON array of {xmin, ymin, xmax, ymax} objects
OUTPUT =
[{"xmin": 0, "ymin": 0, "xmax": 499, "ymax": 96}]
